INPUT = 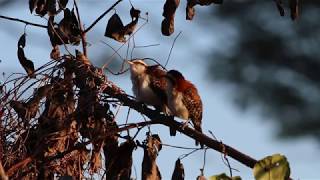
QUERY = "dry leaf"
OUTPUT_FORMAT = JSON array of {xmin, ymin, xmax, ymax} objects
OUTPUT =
[
  {"xmin": 130, "ymin": 6, "xmax": 141, "ymax": 20},
  {"xmin": 104, "ymin": 12, "xmax": 139, "ymax": 43},
  {"xmin": 47, "ymin": 0, "xmax": 57, "ymax": 16},
  {"xmin": 289, "ymin": 0, "xmax": 299, "ymax": 20},
  {"xmin": 29, "ymin": 0, "xmax": 38, "ymax": 13},
  {"xmin": 142, "ymin": 134, "xmax": 162, "ymax": 180},
  {"xmin": 274, "ymin": 0, "xmax": 285, "ymax": 16},
  {"xmin": 18, "ymin": 33, "xmax": 26, "ymax": 48},
  {"xmin": 17, "ymin": 47, "xmax": 35, "ymax": 78},
  {"xmin": 161, "ymin": 0, "xmax": 180, "ymax": 36},
  {"xmin": 58, "ymin": 0, "xmax": 68, "ymax": 9},
  {"xmin": 50, "ymin": 45, "xmax": 60, "ymax": 60},
  {"xmin": 171, "ymin": 159, "xmax": 185, "ymax": 180}
]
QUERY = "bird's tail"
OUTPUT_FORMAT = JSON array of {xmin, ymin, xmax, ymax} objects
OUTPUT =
[{"xmin": 193, "ymin": 122, "xmax": 204, "ymax": 148}]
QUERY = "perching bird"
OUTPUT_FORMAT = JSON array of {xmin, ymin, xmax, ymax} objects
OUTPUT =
[
  {"xmin": 128, "ymin": 59, "xmax": 170, "ymax": 114},
  {"xmin": 165, "ymin": 70, "xmax": 203, "ymax": 146}
]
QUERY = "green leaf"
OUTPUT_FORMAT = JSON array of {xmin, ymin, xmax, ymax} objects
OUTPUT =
[
  {"xmin": 209, "ymin": 173, "xmax": 241, "ymax": 180},
  {"xmin": 253, "ymin": 154, "xmax": 290, "ymax": 180}
]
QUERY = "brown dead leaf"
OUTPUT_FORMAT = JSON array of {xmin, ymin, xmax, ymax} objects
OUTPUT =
[
  {"xmin": 274, "ymin": 0, "xmax": 285, "ymax": 16},
  {"xmin": 289, "ymin": 0, "xmax": 299, "ymax": 20},
  {"xmin": 161, "ymin": 0, "xmax": 180, "ymax": 36},
  {"xmin": 17, "ymin": 47, "xmax": 35, "ymax": 78},
  {"xmin": 130, "ymin": 6, "xmax": 141, "ymax": 20},
  {"xmin": 171, "ymin": 159, "xmax": 185, "ymax": 180},
  {"xmin": 29, "ymin": 0, "xmax": 38, "ymax": 13},
  {"xmin": 142, "ymin": 134, "xmax": 162, "ymax": 180},
  {"xmin": 58, "ymin": 0, "xmax": 68, "ymax": 9},
  {"xmin": 104, "ymin": 12, "xmax": 139, "ymax": 43},
  {"xmin": 47, "ymin": 0, "xmax": 57, "ymax": 16},
  {"xmin": 76, "ymin": 50, "xmax": 91, "ymax": 65},
  {"xmin": 18, "ymin": 33, "xmax": 26, "ymax": 48},
  {"xmin": 50, "ymin": 45, "xmax": 60, "ymax": 60}
]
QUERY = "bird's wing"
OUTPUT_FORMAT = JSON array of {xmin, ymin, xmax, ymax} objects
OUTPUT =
[
  {"xmin": 146, "ymin": 66, "xmax": 168, "ymax": 105},
  {"xmin": 182, "ymin": 86, "xmax": 203, "ymax": 133}
]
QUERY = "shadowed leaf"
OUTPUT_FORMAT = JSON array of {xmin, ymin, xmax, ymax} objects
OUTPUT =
[
  {"xmin": 289, "ymin": 0, "xmax": 299, "ymax": 20},
  {"xmin": 29, "ymin": 0, "xmax": 38, "ymax": 13},
  {"xmin": 142, "ymin": 134, "xmax": 162, "ymax": 180},
  {"xmin": 171, "ymin": 158, "xmax": 184, "ymax": 180},
  {"xmin": 253, "ymin": 154, "xmax": 290, "ymax": 180},
  {"xmin": 161, "ymin": 0, "xmax": 180, "ymax": 36},
  {"xmin": 18, "ymin": 33, "xmax": 26, "ymax": 48}
]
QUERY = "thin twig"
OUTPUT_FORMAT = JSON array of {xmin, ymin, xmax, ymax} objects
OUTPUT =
[
  {"xmin": 164, "ymin": 31, "xmax": 182, "ymax": 68},
  {"xmin": 74, "ymin": 0, "xmax": 87, "ymax": 56},
  {"xmin": 0, "ymin": 15, "xmax": 47, "ymax": 28},
  {"xmin": 84, "ymin": 0, "xmax": 123, "ymax": 33}
]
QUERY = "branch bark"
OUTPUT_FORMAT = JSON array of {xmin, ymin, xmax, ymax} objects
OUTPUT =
[{"xmin": 103, "ymin": 80, "xmax": 258, "ymax": 169}]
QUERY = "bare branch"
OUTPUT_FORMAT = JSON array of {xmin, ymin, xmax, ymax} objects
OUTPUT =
[{"xmin": 0, "ymin": 15, "xmax": 47, "ymax": 28}]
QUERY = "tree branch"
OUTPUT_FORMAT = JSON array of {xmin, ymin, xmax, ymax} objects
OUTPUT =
[
  {"xmin": 103, "ymin": 81, "xmax": 258, "ymax": 168},
  {"xmin": 0, "ymin": 15, "xmax": 47, "ymax": 28},
  {"xmin": 84, "ymin": 0, "xmax": 123, "ymax": 33}
]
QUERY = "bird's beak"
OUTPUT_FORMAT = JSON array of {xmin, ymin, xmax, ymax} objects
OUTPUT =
[{"xmin": 126, "ymin": 60, "xmax": 133, "ymax": 65}]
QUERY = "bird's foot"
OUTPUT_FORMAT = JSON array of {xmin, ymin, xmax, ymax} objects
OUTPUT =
[{"xmin": 180, "ymin": 120, "xmax": 190, "ymax": 130}]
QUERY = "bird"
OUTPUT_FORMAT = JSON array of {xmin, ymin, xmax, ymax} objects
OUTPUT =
[
  {"xmin": 127, "ymin": 59, "xmax": 170, "ymax": 114},
  {"xmin": 164, "ymin": 70, "xmax": 203, "ymax": 146}
]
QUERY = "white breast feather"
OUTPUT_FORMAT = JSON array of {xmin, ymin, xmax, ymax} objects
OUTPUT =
[{"xmin": 167, "ymin": 85, "xmax": 189, "ymax": 120}]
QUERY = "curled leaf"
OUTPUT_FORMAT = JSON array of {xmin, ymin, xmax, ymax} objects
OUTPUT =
[
  {"xmin": 130, "ymin": 6, "xmax": 141, "ymax": 20},
  {"xmin": 186, "ymin": 0, "xmax": 222, "ymax": 21},
  {"xmin": 58, "ymin": 8, "xmax": 81, "ymax": 45},
  {"xmin": 161, "ymin": 0, "xmax": 180, "ymax": 36},
  {"xmin": 104, "ymin": 13, "xmax": 139, "ymax": 43},
  {"xmin": 274, "ymin": 0, "xmax": 285, "ymax": 16},
  {"xmin": 289, "ymin": 0, "xmax": 299, "ymax": 20},
  {"xmin": 17, "ymin": 47, "xmax": 35, "ymax": 78},
  {"xmin": 35, "ymin": 0, "xmax": 47, "ymax": 16},
  {"xmin": 58, "ymin": 0, "xmax": 68, "ymax": 9},
  {"xmin": 142, "ymin": 134, "xmax": 162, "ymax": 180},
  {"xmin": 46, "ymin": 0, "xmax": 57, "ymax": 16},
  {"xmin": 50, "ymin": 45, "xmax": 60, "ymax": 60},
  {"xmin": 18, "ymin": 33, "xmax": 26, "ymax": 48},
  {"xmin": 29, "ymin": 0, "xmax": 38, "ymax": 13},
  {"xmin": 171, "ymin": 159, "xmax": 184, "ymax": 180},
  {"xmin": 253, "ymin": 154, "xmax": 290, "ymax": 180},
  {"xmin": 209, "ymin": 173, "xmax": 241, "ymax": 180}
]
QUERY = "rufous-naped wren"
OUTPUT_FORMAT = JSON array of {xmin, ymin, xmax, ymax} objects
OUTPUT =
[
  {"xmin": 128, "ymin": 60, "xmax": 170, "ymax": 114},
  {"xmin": 165, "ymin": 70, "xmax": 203, "ymax": 146}
]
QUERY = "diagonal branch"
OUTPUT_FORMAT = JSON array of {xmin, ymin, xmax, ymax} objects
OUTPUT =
[{"xmin": 103, "ymin": 81, "xmax": 258, "ymax": 168}]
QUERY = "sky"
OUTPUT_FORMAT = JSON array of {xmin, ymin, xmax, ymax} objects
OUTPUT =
[{"xmin": 0, "ymin": 1, "xmax": 319, "ymax": 179}]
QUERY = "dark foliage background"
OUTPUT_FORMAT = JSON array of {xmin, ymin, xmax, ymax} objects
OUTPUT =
[{"xmin": 208, "ymin": 0, "xmax": 320, "ymax": 141}]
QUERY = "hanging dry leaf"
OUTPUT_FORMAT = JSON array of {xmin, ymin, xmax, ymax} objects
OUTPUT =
[
  {"xmin": 29, "ymin": 0, "xmax": 38, "ymax": 13},
  {"xmin": 142, "ymin": 134, "xmax": 162, "ymax": 180},
  {"xmin": 196, "ymin": 175, "xmax": 207, "ymax": 180},
  {"xmin": 274, "ymin": 0, "xmax": 285, "ymax": 16},
  {"xmin": 35, "ymin": 0, "xmax": 47, "ymax": 16},
  {"xmin": 289, "ymin": 0, "xmax": 299, "ymax": 20},
  {"xmin": 186, "ymin": 0, "xmax": 222, "ymax": 21},
  {"xmin": 161, "ymin": 0, "xmax": 180, "ymax": 36},
  {"xmin": 17, "ymin": 47, "xmax": 35, "ymax": 78},
  {"xmin": 46, "ymin": 0, "xmax": 57, "ymax": 16},
  {"xmin": 50, "ymin": 45, "xmax": 60, "ymax": 60},
  {"xmin": 58, "ymin": 0, "xmax": 68, "ymax": 9},
  {"xmin": 76, "ymin": 50, "xmax": 91, "ymax": 65},
  {"xmin": 18, "ymin": 33, "xmax": 26, "ymax": 48},
  {"xmin": 186, "ymin": 0, "xmax": 196, "ymax": 20},
  {"xmin": 171, "ymin": 159, "xmax": 185, "ymax": 180},
  {"xmin": 58, "ymin": 8, "xmax": 81, "ymax": 45},
  {"xmin": 104, "ymin": 13, "xmax": 139, "ymax": 43},
  {"xmin": 104, "ymin": 13, "xmax": 126, "ymax": 42},
  {"xmin": 130, "ymin": 6, "xmax": 141, "ymax": 20}
]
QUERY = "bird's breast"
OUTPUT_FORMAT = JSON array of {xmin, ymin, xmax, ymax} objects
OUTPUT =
[{"xmin": 167, "ymin": 89, "xmax": 189, "ymax": 120}]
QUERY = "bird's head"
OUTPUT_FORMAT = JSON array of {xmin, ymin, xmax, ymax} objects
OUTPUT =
[{"xmin": 127, "ymin": 59, "xmax": 148, "ymax": 77}]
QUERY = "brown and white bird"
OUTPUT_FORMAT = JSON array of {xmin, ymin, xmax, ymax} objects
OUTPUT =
[
  {"xmin": 165, "ymin": 70, "xmax": 203, "ymax": 145},
  {"xmin": 128, "ymin": 60, "xmax": 170, "ymax": 114}
]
